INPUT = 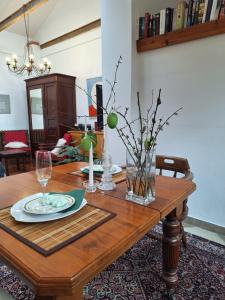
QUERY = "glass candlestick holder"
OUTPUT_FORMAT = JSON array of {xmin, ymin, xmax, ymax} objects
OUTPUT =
[
  {"xmin": 98, "ymin": 155, "xmax": 116, "ymax": 191},
  {"xmin": 83, "ymin": 180, "xmax": 99, "ymax": 193}
]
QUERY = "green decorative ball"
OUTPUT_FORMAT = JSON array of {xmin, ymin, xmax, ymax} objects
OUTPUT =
[
  {"xmin": 80, "ymin": 137, "xmax": 92, "ymax": 152},
  {"xmin": 107, "ymin": 112, "xmax": 118, "ymax": 129}
]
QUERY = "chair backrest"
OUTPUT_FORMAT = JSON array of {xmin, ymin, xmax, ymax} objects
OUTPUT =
[
  {"xmin": 68, "ymin": 130, "xmax": 104, "ymax": 159},
  {"xmin": 3, "ymin": 130, "xmax": 28, "ymax": 145},
  {"xmin": 156, "ymin": 155, "xmax": 193, "ymax": 180}
]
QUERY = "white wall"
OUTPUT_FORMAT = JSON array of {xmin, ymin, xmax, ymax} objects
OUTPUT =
[
  {"xmin": 138, "ymin": 37, "xmax": 225, "ymax": 228},
  {"xmin": 37, "ymin": 0, "xmax": 101, "ymax": 128},
  {"xmin": 101, "ymin": 0, "xmax": 132, "ymax": 165},
  {"xmin": 0, "ymin": 31, "xmax": 28, "ymax": 130}
]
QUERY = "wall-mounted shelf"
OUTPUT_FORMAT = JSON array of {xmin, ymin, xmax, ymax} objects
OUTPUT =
[{"xmin": 137, "ymin": 19, "xmax": 225, "ymax": 53}]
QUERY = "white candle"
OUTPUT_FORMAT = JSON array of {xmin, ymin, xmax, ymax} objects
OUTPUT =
[
  {"xmin": 89, "ymin": 142, "xmax": 94, "ymax": 187},
  {"xmin": 104, "ymin": 125, "xmax": 110, "ymax": 165}
]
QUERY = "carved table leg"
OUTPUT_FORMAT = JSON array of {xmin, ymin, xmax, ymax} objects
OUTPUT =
[
  {"xmin": 180, "ymin": 199, "xmax": 188, "ymax": 248},
  {"xmin": 162, "ymin": 208, "xmax": 181, "ymax": 293}
]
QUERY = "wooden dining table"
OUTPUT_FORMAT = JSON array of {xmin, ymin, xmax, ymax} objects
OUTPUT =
[{"xmin": 0, "ymin": 162, "xmax": 196, "ymax": 300}]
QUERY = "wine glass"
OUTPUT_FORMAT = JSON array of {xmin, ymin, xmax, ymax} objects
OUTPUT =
[{"xmin": 36, "ymin": 150, "xmax": 52, "ymax": 203}]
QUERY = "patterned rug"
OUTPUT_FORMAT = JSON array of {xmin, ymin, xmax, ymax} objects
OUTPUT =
[{"xmin": 0, "ymin": 225, "xmax": 224, "ymax": 300}]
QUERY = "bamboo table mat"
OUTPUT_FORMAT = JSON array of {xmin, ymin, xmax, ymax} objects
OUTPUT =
[
  {"xmin": 0, "ymin": 205, "xmax": 115, "ymax": 256},
  {"xmin": 70, "ymin": 170, "xmax": 127, "ymax": 184}
]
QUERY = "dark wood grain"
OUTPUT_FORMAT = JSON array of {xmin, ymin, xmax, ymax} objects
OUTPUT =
[{"xmin": 137, "ymin": 19, "xmax": 225, "ymax": 53}]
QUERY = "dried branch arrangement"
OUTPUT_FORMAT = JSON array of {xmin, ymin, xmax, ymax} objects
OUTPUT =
[{"xmin": 77, "ymin": 56, "xmax": 182, "ymax": 200}]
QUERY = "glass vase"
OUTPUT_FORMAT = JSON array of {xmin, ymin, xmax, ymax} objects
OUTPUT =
[{"xmin": 126, "ymin": 148, "xmax": 155, "ymax": 206}]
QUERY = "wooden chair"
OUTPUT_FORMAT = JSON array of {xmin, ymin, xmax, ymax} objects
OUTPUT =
[{"xmin": 156, "ymin": 155, "xmax": 193, "ymax": 248}]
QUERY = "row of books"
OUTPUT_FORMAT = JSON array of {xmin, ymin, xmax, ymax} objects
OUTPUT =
[{"xmin": 138, "ymin": 0, "xmax": 225, "ymax": 40}]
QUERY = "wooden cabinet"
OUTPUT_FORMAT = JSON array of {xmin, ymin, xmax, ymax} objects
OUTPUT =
[{"xmin": 25, "ymin": 73, "xmax": 76, "ymax": 152}]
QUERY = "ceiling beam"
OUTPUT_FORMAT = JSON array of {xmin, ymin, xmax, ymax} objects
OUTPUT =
[
  {"xmin": 0, "ymin": 0, "xmax": 48, "ymax": 32},
  {"xmin": 40, "ymin": 19, "xmax": 101, "ymax": 49}
]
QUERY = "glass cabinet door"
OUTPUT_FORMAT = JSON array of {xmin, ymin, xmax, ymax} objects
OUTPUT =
[{"xmin": 29, "ymin": 88, "xmax": 44, "ymax": 130}]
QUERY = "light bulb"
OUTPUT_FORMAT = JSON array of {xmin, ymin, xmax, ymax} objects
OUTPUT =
[
  {"xmin": 39, "ymin": 63, "xmax": 44, "ymax": 70},
  {"xmin": 29, "ymin": 54, "xmax": 34, "ymax": 62},
  {"xmin": 12, "ymin": 54, "xmax": 17, "ymax": 60},
  {"xmin": 43, "ymin": 57, "xmax": 48, "ymax": 63},
  {"xmin": 5, "ymin": 57, "xmax": 11, "ymax": 63}
]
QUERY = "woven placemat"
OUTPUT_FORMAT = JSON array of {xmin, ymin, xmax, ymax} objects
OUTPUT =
[
  {"xmin": 0, "ymin": 205, "xmax": 115, "ymax": 256},
  {"xmin": 70, "ymin": 170, "xmax": 126, "ymax": 184}
]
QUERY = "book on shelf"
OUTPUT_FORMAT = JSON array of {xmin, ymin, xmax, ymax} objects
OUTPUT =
[
  {"xmin": 205, "ymin": 0, "xmax": 214, "ymax": 21},
  {"xmin": 137, "ymin": 0, "xmax": 225, "ymax": 41},
  {"xmin": 187, "ymin": 0, "xmax": 194, "ymax": 26},
  {"xmin": 176, "ymin": 0, "xmax": 186, "ymax": 30},
  {"xmin": 219, "ymin": 0, "xmax": 225, "ymax": 19},
  {"xmin": 144, "ymin": 13, "xmax": 150, "ymax": 38},
  {"xmin": 139, "ymin": 16, "xmax": 145, "ymax": 39},
  {"xmin": 166, "ymin": 8, "xmax": 174, "ymax": 32},
  {"xmin": 160, "ymin": 9, "xmax": 166, "ymax": 34},
  {"xmin": 155, "ymin": 13, "xmax": 160, "ymax": 35},
  {"xmin": 149, "ymin": 14, "xmax": 154, "ymax": 37},
  {"xmin": 172, "ymin": 8, "xmax": 177, "ymax": 30},
  {"xmin": 198, "ymin": 0, "xmax": 207, "ymax": 23},
  {"xmin": 210, "ymin": 0, "xmax": 222, "ymax": 20},
  {"xmin": 193, "ymin": 0, "xmax": 200, "ymax": 25},
  {"xmin": 202, "ymin": 0, "xmax": 209, "ymax": 22}
]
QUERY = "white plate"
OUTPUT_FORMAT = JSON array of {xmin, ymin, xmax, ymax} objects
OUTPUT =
[
  {"xmin": 11, "ymin": 193, "xmax": 87, "ymax": 223},
  {"xmin": 23, "ymin": 194, "xmax": 75, "ymax": 215},
  {"xmin": 80, "ymin": 164, "xmax": 122, "ymax": 175}
]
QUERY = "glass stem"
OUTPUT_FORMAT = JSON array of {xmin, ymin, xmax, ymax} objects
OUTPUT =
[{"xmin": 42, "ymin": 184, "xmax": 47, "ymax": 200}]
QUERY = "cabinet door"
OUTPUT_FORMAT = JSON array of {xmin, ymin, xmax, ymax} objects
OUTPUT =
[
  {"xmin": 44, "ymin": 83, "xmax": 59, "ymax": 142},
  {"xmin": 58, "ymin": 83, "xmax": 76, "ymax": 136}
]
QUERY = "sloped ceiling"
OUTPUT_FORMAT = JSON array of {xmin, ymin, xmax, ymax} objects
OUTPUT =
[{"xmin": 0, "ymin": 0, "xmax": 57, "ymax": 37}]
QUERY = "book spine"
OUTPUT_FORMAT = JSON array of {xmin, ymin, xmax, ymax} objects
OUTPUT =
[
  {"xmin": 139, "ymin": 17, "xmax": 145, "ymax": 39},
  {"xmin": 155, "ymin": 13, "xmax": 160, "ymax": 35},
  {"xmin": 160, "ymin": 9, "xmax": 166, "ymax": 34},
  {"xmin": 187, "ymin": 0, "xmax": 194, "ymax": 26},
  {"xmin": 193, "ymin": 0, "xmax": 200, "ymax": 24},
  {"xmin": 176, "ymin": 1, "xmax": 186, "ymax": 29},
  {"xmin": 205, "ymin": 0, "xmax": 214, "ymax": 21},
  {"xmin": 152, "ymin": 16, "xmax": 156, "ymax": 36},
  {"xmin": 198, "ymin": 0, "xmax": 207, "ymax": 23},
  {"xmin": 210, "ymin": 0, "xmax": 222, "ymax": 20},
  {"xmin": 184, "ymin": 7, "xmax": 189, "ymax": 27},
  {"xmin": 202, "ymin": 0, "xmax": 209, "ymax": 22},
  {"xmin": 149, "ymin": 15, "xmax": 154, "ymax": 36},
  {"xmin": 172, "ymin": 8, "xmax": 177, "ymax": 30},
  {"xmin": 165, "ymin": 8, "xmax": 172, "ymax": 32},
  {"xmin": 210, "ymin": 0, "xmax": 218, "ymax": 20},
  {"xmin": 144, "ymin": 13, "xmax": 150, "ymax": 38},
  {"xmin": 170, "ymin": 8, "xmax": 174, "ymax": 31},
  {"xmin": 219, "ymin": 0, "xmax": 225, "ymax": 19}
]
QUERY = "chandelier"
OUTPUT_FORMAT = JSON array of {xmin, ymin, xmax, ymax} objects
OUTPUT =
[{"xmin": 5, "ymin": 13, "xmax": 51, "ymax": 76}]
